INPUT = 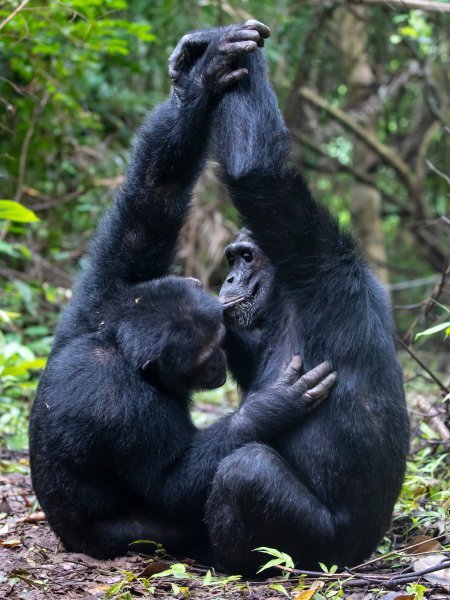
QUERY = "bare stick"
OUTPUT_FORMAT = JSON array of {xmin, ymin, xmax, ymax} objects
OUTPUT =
[
  {"xmin": 0, "ymin": 0, "xmax": 31, "ymax": 32},
  {"xmin": 358, "ymin": 0, "xmax": 450, "ymax": 13},
  {"xmin": 15, "ymin": 92, "xmax": 49, "ymax": 203},
  {"xmin": 397, "ymin": 336, "xmax": 450, "ymax": 394}
]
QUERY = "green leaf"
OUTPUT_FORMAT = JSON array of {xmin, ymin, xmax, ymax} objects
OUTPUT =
[
  {"xmin": 203, "ymin": 570, "xmax": 212, "ymax": 584},
  {"xmin": 269, "ymin": 583, "xmax": 289, "ymax": 597},
  {"xmin": 0, "ymin": 310, "xmax": 20, "ymax": 324},
  {"xmin": 329, "ymin": 564, "xmax": 338, "ymax": 574},
  {"xmin": 256, "ymin": 558, "xmax": 284, "ymax": 573},
  {"xmin": 105, "ymin": 581, "xmax": 124, "ymax": 597},
  {"xmin": 2, "ymin": 358, "xmax": 47, "ymax": 377},
  {"xmin": 398, "ymin": 26, "xmax": 419, "ymax": 38},
  {"xmin": 150, "ymin": 563, "xmax": 187, "ymax": 579},
  {"xmin": 415, "ymin": 322, "xmax": 450, "ymax": 339},
  {"xmin": 170, "ymin": 583, "xmax": 180, "ymax": 595},
  {"xmin": 0, "ymin": 200, "xmax": 39, "ymax": 223},
  {"xmin": 254, "ymin": 546, "xmax": 294, "ymax": 573}
]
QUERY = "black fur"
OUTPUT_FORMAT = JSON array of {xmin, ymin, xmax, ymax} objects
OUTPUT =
[
  {"xmin": 203, "ymin": 39, "xmax": 410, "ymax": 574},
  {"xmin": 29, "ymin": 24, "xmax": 335, "ymax": 562}
]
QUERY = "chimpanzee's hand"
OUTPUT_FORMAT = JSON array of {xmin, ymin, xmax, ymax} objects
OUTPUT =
[
  {"xmin": 235, "ymin": 356, "xmax": 337, "ymax": 439},
  {"xmin": 274, "ymin": 355, "xmax": 337, "ymax": 411},
  {"xmin": 168, "ymin": 20, "xmax": 270, "ymax": 99}
]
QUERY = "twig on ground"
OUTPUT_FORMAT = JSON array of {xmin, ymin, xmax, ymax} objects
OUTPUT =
[{"xmin": 272, "ymin": 558, "xmax": 450, "ymax": 589}]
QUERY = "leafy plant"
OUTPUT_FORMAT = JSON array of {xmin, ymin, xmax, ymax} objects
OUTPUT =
[{"xmin": 254, "ymin": 546, "xmax": 295, "ymax": 574}]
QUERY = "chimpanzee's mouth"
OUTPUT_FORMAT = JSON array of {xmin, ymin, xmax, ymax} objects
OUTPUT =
[
  {"xmin": 220, "ymin": 282, "xmax": 260, "ymax": 309},
  {"xmin": 220, "ymin": 295, "xmax": 246, "ymax": 309}
]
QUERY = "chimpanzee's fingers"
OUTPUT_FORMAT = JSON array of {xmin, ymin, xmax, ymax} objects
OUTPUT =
[
  {"xmin": 168, "ymin": 34, "xmax": 191, "ymax": 78},
  {"xmin": 227, "ymin": 29, "xmax": 260, "ymax": 44},
  {"xmin": 294, "ymin": 361, "xmax": 333, "ymax": 393},
  {"xmin": 277, "ymin": 355, "xmax": 303, "ymax": 386},
  {"xmin": 298, "ymin": 372, "xmax": 337, "ymax": 400},
  {"xmin": 218, "ymin": 68, "xmax": 249, "ymax": 89},
  {"xmin": 219, "ymin": 40, "xmax": 258, "ymax": 59},
  {"xmin": 243, "ymin": 20, "xmax": 271, "ymax": 39},
  {"xmin": 168, "ymin": 33, "xmax": 208, "ymax": 80}
]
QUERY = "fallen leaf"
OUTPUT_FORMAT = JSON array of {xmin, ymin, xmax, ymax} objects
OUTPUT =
[
  {"xmin": 138, "ymin": 561, "xmax": 171, "ymax": 576},
  {"xmin": 0, "ymin": 537, "xmax": 21, "ymax": 547},
  {"xmin": 88, "ymin": 584, "xmax": 111, "ymax": 594},
  {"xmin": 0, "ymin": 497, "xmax": 12, "ymax": 513},
  {"xmin": 310, "ymin": 580, "xmax": 324, "ymax": 590},
  {"xmin": 381, "ymin": 593, "xmax": 414, "ymax": 600},
  {"xmin": 17, "ymin": 511, "xmax": 46, "ymax": 524},
  {"xmin": 406, "ymin": 534, "xmax": 443, "ymax": 554},
  {"xmin": 292, "ymin": 589, "xmax": 316, "ymax": 600},
  {"xmin": 0, "ymin": 523, "xmax": 8, "ymax": 535},
  {"xmin": 413, "ymin": 554, "xmax": 450, "ymax": 591}
]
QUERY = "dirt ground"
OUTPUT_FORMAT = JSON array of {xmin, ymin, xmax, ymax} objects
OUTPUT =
[{"xmin": 1, "ymin": 449, "xmax": 449, "ymax": 600}]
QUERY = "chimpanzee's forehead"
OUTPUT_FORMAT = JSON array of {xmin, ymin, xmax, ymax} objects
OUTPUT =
[
  {"xmin": 224, "ymin": 228, "xmax": 254, "ymax": 253},
  {"xmin": 235, "ymin": 228, "xmax": 254, "ymax": 242}
]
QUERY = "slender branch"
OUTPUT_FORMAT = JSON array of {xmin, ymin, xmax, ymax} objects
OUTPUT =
[
  {"xmin": 273, "ymin": 558, "xmax": 450, "ymax": 588},
  {"xmin": 389, "ymin": 274, "xmax": 441, "ymax": 290},
  {"xmin": 299, "ymin": 87, "xmax": 421, "ymax": 197},
  {"xmin": 348, "ymin": 61, "xmax": 421, "ymax": 124},
  {"xmin": 15, "ymin": 92, "xmax": 49, "ymax": 203},
  {"xmin": 426, "ymin": 159, "xmax": 450, "ymax": 186},
  {"xmin": 0, "ymin": 0, "xmax": 31, "ymax": 31},
  {"xmin": 353, "ymin": 534, "xmax": 446, "ymax": 569},
  {"xmin": 298, "ymin": 86, "xmax": 450, "ymax": 270},
  {"xmin": 415, "ymin": 121, "xmax": 440, "ymax": 181},
  {"xmin": 348, "ymin": 0, "xmax": 450, "ymax": 12},
  {"xmin": 405, "ymin": 262, "xmax": 450, "ymax": 341},
  {"xmin": 397, "ymin": 336, "xmax": 450, "ymax": 394},
  {"xmin": 292, "ymin": 129, "xmax": 405, "ymax": 209}
]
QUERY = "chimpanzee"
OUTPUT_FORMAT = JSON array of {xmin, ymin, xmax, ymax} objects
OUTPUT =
[
  {"xmin": 29, "ymin": 22, "xmax": 337, "ymax": 560},
  {"xmin": 169, "ymin": 24, "xmax": 410, "ymax": 573}
]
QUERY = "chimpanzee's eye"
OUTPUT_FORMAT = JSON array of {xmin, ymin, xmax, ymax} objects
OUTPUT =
[
  {"xmin": 227, "ymin": 256, "xmax": 235, "ymax": 267},
  {"xmin": 242, "ymin": 251, "xmax": 253, "ymax": 263}
]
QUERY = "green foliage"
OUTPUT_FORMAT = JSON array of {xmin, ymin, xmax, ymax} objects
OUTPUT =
[
  {"xmin": 415, "ymin": 302, "xmax": 450, "ymax": 340},
  {"xmin": 254, "ymin": 546, "xmax": 295, "ymax": 574},
  {"xmin": 0, "ymin": 328, "xmax": 48, "ymax": 449},
  {"xmin": 0, "ymin": 200, "xmax": 39, "ymax": 223},
  {"xmin": 0, "ymin": 7, "xmax": 448, "ymax": 597}
]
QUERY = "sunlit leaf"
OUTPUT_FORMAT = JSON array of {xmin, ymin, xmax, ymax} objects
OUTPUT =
[
  {"xmin": 416, "ymin": 322, "xmax": 450, "ymax": 339},
  {"xmin": 269, "ymin": 583, "xmax": 289, "ymax": 597},
  {"xmin": 0, "ymin": 201, "xmax": 39, "ymax": 223}
]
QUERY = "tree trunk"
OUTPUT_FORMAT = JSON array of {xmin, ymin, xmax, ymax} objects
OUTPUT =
[{"xmin": 330, "ymin": 6, "xmax": 390, "ymax": 284}]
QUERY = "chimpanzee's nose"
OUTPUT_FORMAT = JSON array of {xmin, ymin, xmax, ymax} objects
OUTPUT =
[{"xmin": 226, "ymin": 275, "xmax": 234, "ymax": 284}]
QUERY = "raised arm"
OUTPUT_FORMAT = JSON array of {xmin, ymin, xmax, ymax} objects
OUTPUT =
[
  {"xmin": 58, "ymin": 25, "xmax": 267, "ymax": 342},
  {"xmin": 212, "ymin": 42, "xmax": 357, "ymax": 284}
]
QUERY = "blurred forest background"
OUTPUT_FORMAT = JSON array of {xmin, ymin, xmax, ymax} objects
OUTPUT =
[{"xmin": 0, "ymin": 0, "xmax": 449, "ymax": 596}]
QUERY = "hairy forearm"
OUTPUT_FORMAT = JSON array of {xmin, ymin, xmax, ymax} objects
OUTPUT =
[
  {"xmin": 91, "ymin": 93, "xmax": 214, "ymax": 283},
  {"xmin": 213, "ymin": 50, "xmax": 348, "ymax": 278}
]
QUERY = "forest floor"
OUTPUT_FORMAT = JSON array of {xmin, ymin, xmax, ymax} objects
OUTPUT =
[{"xmin": 0, "ymin": 354, "xmax": 449, "ymax": 600}]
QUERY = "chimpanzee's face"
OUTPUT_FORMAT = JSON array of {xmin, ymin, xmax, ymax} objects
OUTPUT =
[{"xmin": 220, "ymin": 230, "xmax": 274, "ymax": 329}]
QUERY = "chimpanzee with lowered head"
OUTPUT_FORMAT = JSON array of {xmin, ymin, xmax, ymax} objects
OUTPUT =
[
  {"xmin": 169, "ymin": 23, "xmax": 410, "ymax": 574},
  {"xmin": 29, "ymin": 21, "xmax": 336, "ymax": 561}
]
